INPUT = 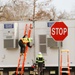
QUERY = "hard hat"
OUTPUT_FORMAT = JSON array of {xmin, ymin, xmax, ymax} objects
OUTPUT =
[{"xmin": 38, "ymin": 52, "xmax": 42, "ymax": 55}]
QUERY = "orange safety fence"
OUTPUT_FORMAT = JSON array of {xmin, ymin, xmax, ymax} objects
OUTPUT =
[{"xmin": 60, "ymin": 50, "xmax": 70, "ymax": 75}]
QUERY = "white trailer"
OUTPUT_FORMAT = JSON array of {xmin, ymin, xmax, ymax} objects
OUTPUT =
[{"xmin": 0, "ymin": 20, "xmax": 75, "ymax": 75}]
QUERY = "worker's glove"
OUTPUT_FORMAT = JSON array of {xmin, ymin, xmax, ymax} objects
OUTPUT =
[{"xmin": 30, "ymin": 46, "xmax": 32, "ymax": 48}]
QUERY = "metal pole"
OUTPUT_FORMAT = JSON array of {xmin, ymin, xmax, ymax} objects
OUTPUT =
[
  {"xmin": 33, "ymin": 0, "xmax": 36, "ymax": 61},
  {"xmin": 33, "ymin": 0, "xmax": 35, "ymax": 20},
  {"xmin": 58, "ymin": 42, "xmax": 61, "ymax": 75}
]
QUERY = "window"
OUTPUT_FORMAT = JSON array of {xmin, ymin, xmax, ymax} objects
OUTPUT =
[{"xmin": 39, "ymin": 35, "xmax": 46, "ymax": 53}]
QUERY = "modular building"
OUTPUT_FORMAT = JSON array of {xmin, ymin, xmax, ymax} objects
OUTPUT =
[{"xmin": 0, "ymin": 20, "xmax": 75, "ymax": 75}]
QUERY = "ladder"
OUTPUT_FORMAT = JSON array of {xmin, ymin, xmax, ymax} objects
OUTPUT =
[
  {"xmin": 60, "ymin": 50, "xmax": 70, "ymax": 75},
  {"xmin": 16, "ymin": 24, "xmax": 32, "ymax": 75}
]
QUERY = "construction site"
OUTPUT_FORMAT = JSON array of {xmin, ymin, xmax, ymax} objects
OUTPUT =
[{"xmin": 0, "ymin": 20, "xmax": 75, "ymax": 75}]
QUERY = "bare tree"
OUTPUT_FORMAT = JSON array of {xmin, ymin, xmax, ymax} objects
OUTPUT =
[
  {"xmin": 0, "ymin": 0, "xmax": 30, "ymax": 21},
  {"xmin": 58, "ymin": 11, "xmax": 70, "ymax": 20},
  {"xmin": 35, "ymin": 8, "xmax": 51, "ymax": 20},
  {"xmin": 69, "ymin": 8, "xmax": 75, "ymax": 19},
  {"xmin": 30, "ymin": 0, "xmax": 56, "ymax": 20},
  {"xmin": 0, "ymin": 0, "xmax": 73, "ymax": 21}
]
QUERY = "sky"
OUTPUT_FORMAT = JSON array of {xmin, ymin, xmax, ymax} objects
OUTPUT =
[
  {"xmin": 0, "ymin": 0, "xmax": 75, "ymax": 13},
  {"xmin": 51, "ymin": 0, "xmax": 75, "ymax": 12}
]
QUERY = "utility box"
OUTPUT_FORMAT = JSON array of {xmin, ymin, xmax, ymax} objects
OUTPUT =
[
  {"xmin": 3, "ymin": 23, "xmax": 18, "ymax": 48},
  {"xmin": 47, "ymin": 38, "xmax": 62, "ymax": 48}
]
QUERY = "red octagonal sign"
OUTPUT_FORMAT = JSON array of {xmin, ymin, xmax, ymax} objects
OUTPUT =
[{"xmin": 51, "ymin": 22, "xmax": 68, "ymax": 41}]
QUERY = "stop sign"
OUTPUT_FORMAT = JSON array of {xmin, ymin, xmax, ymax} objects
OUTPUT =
[{"xmin": 51, "ymin": 22, "xmax": 68, "ymax": 41}]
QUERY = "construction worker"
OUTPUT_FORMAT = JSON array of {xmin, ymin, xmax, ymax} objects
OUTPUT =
[
  {"xmin": 36, "ymin": 52, "xmax": 45, "ymax": 75},
  {"xmin": 18, "ymin": 35, "xmax": 33, "ymax": 56}
]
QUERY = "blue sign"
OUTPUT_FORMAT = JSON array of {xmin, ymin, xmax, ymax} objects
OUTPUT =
[
  {"xmin": 4, "ymin": 24, "xmax": 14, "ymax": 29},
  {"xmin": 47, "ymin": 22, "xmax": 54, "ymax": 27}
]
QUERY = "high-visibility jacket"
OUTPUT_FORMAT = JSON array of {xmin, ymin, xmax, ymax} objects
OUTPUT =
[
  {"xmin": 20, "ymin": 38, "xmax": 29, "ymax": 44},
  {"xmin": 36, "ymin": 54, "xmax": 44, "ymax": 63}
]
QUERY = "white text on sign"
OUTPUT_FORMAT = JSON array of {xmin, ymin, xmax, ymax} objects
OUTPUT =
[{"xmin": 52, "ymin": 28, "xmax": 67, "ymax": 35}]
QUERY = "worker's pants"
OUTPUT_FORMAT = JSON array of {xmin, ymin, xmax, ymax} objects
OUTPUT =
[
  {"xmin": 38, "ymin": 63, "xmax": 44, "ymax": 75},
  {"xmin": 19, "ymin": 41, "xmax": 25, "ymax": 53}
]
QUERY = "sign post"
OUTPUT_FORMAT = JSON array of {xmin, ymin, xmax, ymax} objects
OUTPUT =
[{"xmin": 50, "ymin": 22, "xmax": 68, "ymax": 75}]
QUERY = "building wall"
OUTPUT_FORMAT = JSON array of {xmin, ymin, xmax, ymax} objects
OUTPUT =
[{"xmin": 0, "ymin": 20, "xmax": 75, "ymax": 68}]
